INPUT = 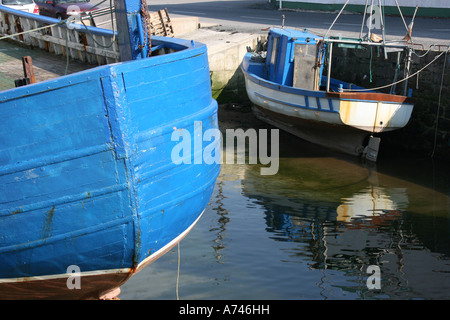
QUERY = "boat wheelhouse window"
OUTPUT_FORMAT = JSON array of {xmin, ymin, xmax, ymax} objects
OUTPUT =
[
  {"xmin": 266, "ymin": 36, "xmax": 280, "ymax": 81},
  {"xmin": 292, "ymin": 43, "xmax": 322, "ymax": 91},
  {"xmin": 269, "ymin": 37, "xmax": 279, "ymax": 66}
]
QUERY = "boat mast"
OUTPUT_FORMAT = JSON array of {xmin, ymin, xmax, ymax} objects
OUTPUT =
[
  {"xmin": 324, "ymin": 0, "xmax": 413, "ymax": 94},
  {"xmin": 367, "ymin": 0, "xmax": 374, "ymax": 40},
  {"xmin": 359, "ymin": 0, "xmax": 369, "ymax": 39},
  {"xmin": 114, "ymin": 0, "xmax": 151, "ymax": 61},
  {"xmin": 378, "ymin": 0, "xmax": 388, "ymax": 59},
  {"xmin": 326, "ymin": 42, "xmax": 333, "ymax": 93}
]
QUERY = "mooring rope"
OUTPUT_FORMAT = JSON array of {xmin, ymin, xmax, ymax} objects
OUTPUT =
[
  {"xmin": 0, "ymin": 0, "xmax": 116, "ymax": 76},
  {"xmin": 0, "ymin": 21, "xmax": 64, "ymax": 41},
  {"xmin": 0, "ymin": 0, "xmax": 109, "ymax": 40},
  {"xmin": 176, "ymin": 242, "xmax": 181, "ymax": 300},
  {"xmin": 79, "ymin": 0, "xmax": 117, "ymax": 48}
]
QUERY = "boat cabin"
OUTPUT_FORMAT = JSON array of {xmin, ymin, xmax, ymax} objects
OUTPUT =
[{"xmin": 265, "ymin": 28, "xmax": 326, "ymax": 91}]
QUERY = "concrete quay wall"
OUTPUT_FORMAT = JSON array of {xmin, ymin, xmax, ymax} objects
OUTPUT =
[{"xmin": 190, "ymin": 29, "xmax": 262, "ymax": 102}]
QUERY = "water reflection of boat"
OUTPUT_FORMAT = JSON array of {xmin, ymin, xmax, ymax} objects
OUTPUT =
[
  {"xmin": 336, "ymin": 186, "xmax": 407, "ymax": 224},
  {"xmin": 244, "ymin": 165, "xmax": 408, "ymax": 228},
  {"xmin": 240, "ymin": 153, "xmax": 450, "ymax": 298}
]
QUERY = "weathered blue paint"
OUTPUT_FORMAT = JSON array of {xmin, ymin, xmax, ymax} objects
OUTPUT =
[
  {"xmin": 114, "ymin": 0, "xmax": 149, "ymax": 61},
  {"xmin": 0, "ymin": 36, "xmax": 220, "ymax": 298},
  {"xmin": 244, "ymin": 28, "xmax": 388, "ymax": 112},
  {"xmin": 265, "ymin": 28, "xmax": 325, "ymax": 87}
]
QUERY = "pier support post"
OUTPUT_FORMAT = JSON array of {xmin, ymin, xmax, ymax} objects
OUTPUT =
[{"xmin": 114, "ymin": 0, "xmax": 149, "ymax": 61}]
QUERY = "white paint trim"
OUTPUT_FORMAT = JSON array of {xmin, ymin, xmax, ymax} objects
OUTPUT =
[{"xmin": 135, "ymin": 209, "xmax": 205, "ymax": 271}]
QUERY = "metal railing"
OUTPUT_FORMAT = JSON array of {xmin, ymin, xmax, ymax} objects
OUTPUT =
[{"xmin": 0, "ymin": 5, "xmax": 119, "ymax": 65}]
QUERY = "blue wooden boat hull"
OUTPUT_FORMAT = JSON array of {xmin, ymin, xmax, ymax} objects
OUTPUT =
[{"xmin": 0, "ymin": 37, "xmax": 220, "ymax": 299}]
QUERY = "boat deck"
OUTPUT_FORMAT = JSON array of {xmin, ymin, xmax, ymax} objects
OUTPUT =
[{"xmin": 0, "ymin": 41, "xmax": 96, "ymax": 91}]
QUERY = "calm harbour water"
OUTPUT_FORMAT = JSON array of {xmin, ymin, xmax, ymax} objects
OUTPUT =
[{"xmin": 119, "ymin": 111, "xmax": 450, "ymax": 300}]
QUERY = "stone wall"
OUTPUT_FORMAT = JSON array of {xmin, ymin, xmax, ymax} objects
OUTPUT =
[{"xmin": 207, "ymin": 31, "xmax": 262, "ymax": 103}]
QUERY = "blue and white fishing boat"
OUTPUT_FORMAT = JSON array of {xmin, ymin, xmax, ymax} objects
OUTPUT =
[
  {"xmin": 0, "ymin": 1, "xmax": 220, "ymax": 299},
  {"xmin": 241, "ymin": 24, "xmax": 415, "ymax": 161}
]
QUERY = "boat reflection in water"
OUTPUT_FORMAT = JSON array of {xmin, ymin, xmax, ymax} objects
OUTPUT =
[
  {"xmin": 119, "ymin": 128, "xmax": 449, "ymax": 300},
  {"xmin": 239, "ymin": 137, "xmax": 450, "ymax": 299}
]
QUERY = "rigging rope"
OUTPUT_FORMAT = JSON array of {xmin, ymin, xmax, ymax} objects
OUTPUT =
[
  {"xmin": 342, "ymin": 47, "xmax": 450, "ymax": 92},
  {"xmin": 79, "ymin": 0, "xmax": 117, "ymax": 48},
  {"xmin": 323, "ymin": 0, "xmax": 350, "ymax": 39},
  {"xmin": 431, "ymin": 48, "xmax": 448, "ymax": 158},
  {"xmin": 176, "ymin": 242, "xmax": 181, "ymax": 300}
]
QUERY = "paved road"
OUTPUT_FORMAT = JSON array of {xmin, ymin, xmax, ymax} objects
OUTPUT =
[
  {"xmin": 95, "ymin": 0, "xmax": 449, "ymax": 47},
  {"xmin": 147, "ymin": 0, "xmax": 449, "ymax": 43}
]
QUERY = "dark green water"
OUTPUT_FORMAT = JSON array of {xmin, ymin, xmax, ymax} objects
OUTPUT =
[{"xmin": 120, "ymin": 124, "xmax": 450, "ymax": 300}]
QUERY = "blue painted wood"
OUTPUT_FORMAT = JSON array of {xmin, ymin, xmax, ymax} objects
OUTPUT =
[
  {"xmin": 0, "ymin": 36, "xmax": 220, "ymax": 298},
  {"xmin": 242, "ymin": 27, "xmax": 374, "ymax": 111},
  {"xmin": 265, "ymin": 28, "xmax": 325, "ymax": 86},
  {"xmin": 114, "ymin": 0, "xmax": 149, "ymax": 61}
]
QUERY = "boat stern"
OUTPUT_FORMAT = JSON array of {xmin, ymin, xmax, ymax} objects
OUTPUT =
[{"xmin": 328, "ymin": 92, "xmax": 415, "ymax": 133}]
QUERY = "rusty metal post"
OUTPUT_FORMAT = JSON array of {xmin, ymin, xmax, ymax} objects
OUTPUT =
[
  {"xmin": 14, "ymin": 56, "xmax": 35, "ymax": 87},
  {"xmin": 114, "ymin": 0, "xmax": 149, "ymax": 61},
  {"xmin": 14, "ymin": 78, "xmax": 30, "ymax": 88},
  {"xmin": 22, "ymin": 56, "xmax": 35, "ymax": 84}
]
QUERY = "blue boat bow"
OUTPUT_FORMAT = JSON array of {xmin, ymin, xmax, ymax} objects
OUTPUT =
[{"xmin": 0, "ymin": 1, "xmax": 220, "ymax": 299}]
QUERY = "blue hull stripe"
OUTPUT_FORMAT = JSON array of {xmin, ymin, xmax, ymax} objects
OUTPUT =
[
  {"xmin": 0, "ymin": 183, "xmax": 128, "ymax": 216},
  {"xmin": 0, "ymin": 144, "xmax": 112, "ymax": 177},
  {"xmin": 254, "ymin": 92, "xmax": 338, "ymax": 113}
]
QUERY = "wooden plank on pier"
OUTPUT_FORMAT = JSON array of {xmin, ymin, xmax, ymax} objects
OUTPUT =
[{"xmin": 149, "ymin": 9, "xmax": 174, "ymax": 37}]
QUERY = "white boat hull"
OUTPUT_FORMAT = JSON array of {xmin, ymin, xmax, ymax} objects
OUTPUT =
[
  {"xmin": 251, "ymin": 103, "xmax": 369, "ymax": 156},
  {"xmin": 242, "ymin": 58, "xmax": 414, "ymax": 156}
]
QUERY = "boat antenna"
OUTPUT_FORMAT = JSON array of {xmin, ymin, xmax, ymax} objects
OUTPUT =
[
  {"xmin": 366, "ymin": 0, "xmax": 374, "ymax": 40},
  {"xmin": 378, "ymin": 0, "xmax": 387, "ymax": 59}
]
